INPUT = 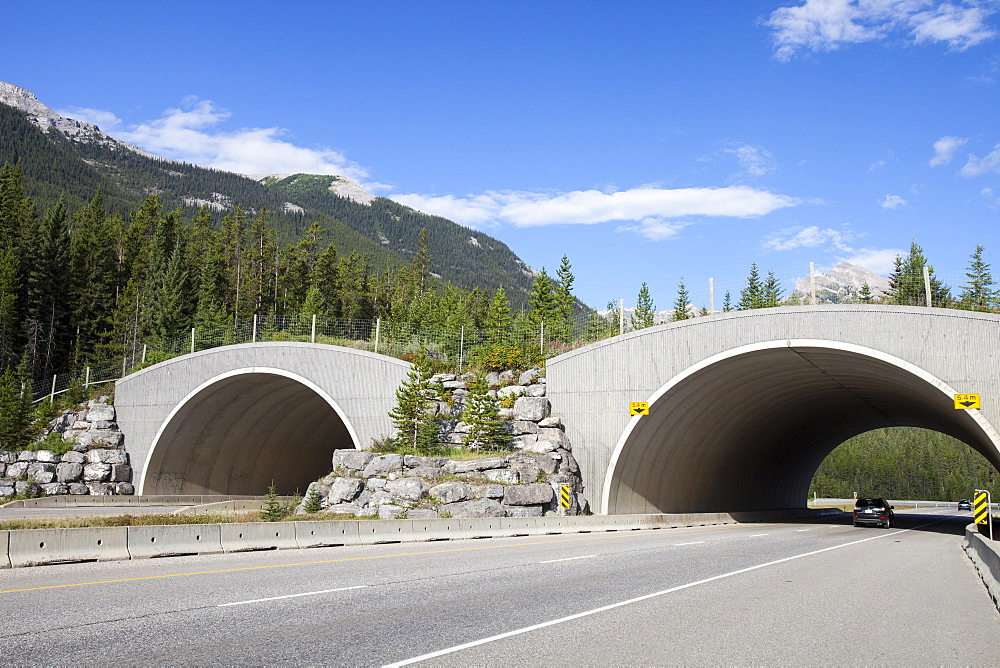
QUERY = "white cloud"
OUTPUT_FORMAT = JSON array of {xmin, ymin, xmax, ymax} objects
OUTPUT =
[
  {"xmin": 879, "ymin": 194, "xmax": 908, "ymax": 208},
  {"xmin": 929, "ymin": 135, "xmax": 968, "ymax": 166},
  {"xmin": 839, "ymin": 247, "xmax": 907, "ymax": 274},
  {"xmin": 763, "ymin": 225, "xmax": 855, "ymax": 251},
  {"xmin": 390, "ymin": 186, "xmax": 800, "ymax": 233},
  {"xmin": 767, "ymin": 0, "xmax": 998, "ymax": 61},
  {"xmin": 724, "ymin": 144, "xmax": 779, "ymax": 176},
  {"xmin": 615, "ymin": 218, "xmax": 691, "ymax": 241},
  {"xmin": 959, "ymin": 142, "xmax": 1000, "ymax": 175},
  {"xmin": 62, "ymin": 99, "xmax": 370, "ymax": 181}
]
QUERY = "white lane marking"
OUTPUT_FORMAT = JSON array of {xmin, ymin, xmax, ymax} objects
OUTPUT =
[
  {"xmin": 538, "ymin": 555, "xmax": 597, "ymax": 564},
  {"xmin": 218, "ymin": 585, "xmax": 366, "ymax": 607},
  {"xmin": 674, "ymin": 541, "xmax": 705, "ymax": 546},
  {"xmin": 383, "ymin": 528, "xmax": 909, "ymax": 667},
  {"xmin": 796, "ymin": 529, "xmax": 811, "ymax": 532},
  {"xmin": 749, "ymin": 534, "xmax": 769, "ymax": 537}
]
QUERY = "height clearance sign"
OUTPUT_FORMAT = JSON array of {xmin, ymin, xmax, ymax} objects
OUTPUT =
[{"xmin": 954, "ymin": 394, "xmax": 981, "ymax": 409}]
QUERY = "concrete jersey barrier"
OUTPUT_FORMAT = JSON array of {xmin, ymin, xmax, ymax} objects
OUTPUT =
[
  {"xmin": 963, "ymin": 522, "xmax": 1000, "ymax": 611},
  {"xmin": 0, "ymin": 507, "xmax": 838, "ymax": 568}
]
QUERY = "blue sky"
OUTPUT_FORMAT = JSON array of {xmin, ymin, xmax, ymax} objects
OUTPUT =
[{"xmin": 2, "ymin": 0, "xmax": 998, "ymax": 309}]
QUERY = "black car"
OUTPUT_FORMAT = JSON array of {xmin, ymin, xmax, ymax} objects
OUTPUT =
[
  {"xmin": 958, "ymin": 499, "xmax": 972, "ymax": 511},
  {"xmin": 853, "ymin": 497, "xmax": 894, "ymax": 528}
]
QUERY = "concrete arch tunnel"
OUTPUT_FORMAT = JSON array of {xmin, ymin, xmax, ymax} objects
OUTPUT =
[
  {"xmin": 546, "ymin": 306, "xmax": 1000, "ymax": 515},
  {"xmin": 115, "ymin": 343, "xmax": 410, "ymax": 496}
]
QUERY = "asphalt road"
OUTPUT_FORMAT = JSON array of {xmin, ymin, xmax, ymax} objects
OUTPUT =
[{"xmin": 0, "ymin": 508, "xmax": 996, "ymax": 665}]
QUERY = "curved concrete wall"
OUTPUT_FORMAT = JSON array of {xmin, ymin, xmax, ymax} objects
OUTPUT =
[
  {"xmin": 546, "ymin": 306, "xmax": 1000, "ymax": 515},
  {"xmin": 115, "ymin": 343, "xmax": 410, "ymax": 496}
]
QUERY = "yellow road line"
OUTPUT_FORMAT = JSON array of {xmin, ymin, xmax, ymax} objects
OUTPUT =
[{"xmin": 0, "ymin": 522, "xmax": 782, "ymax": 595}]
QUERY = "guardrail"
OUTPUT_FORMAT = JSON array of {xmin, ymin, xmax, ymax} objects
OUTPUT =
[
  {"xmin": 0, "ymin": 507, "xmax": 838, "ymax": 568},
  {"xmin": 964, "ymin": 522, "xmax": 1000, "ymax": 612}
]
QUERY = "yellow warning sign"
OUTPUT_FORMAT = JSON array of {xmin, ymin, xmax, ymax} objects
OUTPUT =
[
  {"xmin": 629, "ymin": 401, "xmax": 649, "ymax": 416},
  {"xmin": 559, "ymin": 484, "xmax": 572, "ymax": 509},
  {"xmin": 954, "ymin": 394, "xmax": 981, "ymax": 409},
  {"xmin": 975, "ymin": 491, "xmax": 989, "ymax": 525}
]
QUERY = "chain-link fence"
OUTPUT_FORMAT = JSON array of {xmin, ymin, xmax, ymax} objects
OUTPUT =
[{"xmin": 30, "ymin": 261, "xmax": 997, "ymax": 402}]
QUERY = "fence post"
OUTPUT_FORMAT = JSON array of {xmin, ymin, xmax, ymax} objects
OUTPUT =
[
  {"xmin": 374, "ymin": 318, "xmax": 381, "ymax": 354},
  {"xmin": 311, "ymin": 314, "xmax": 316, "ymax": 343},
  {"xmin": 923, "ymin": 266, "xmax": 932, "ymax": 307},
  {"xmin": 191, "ymin": 328, "xmax": 196, "ymax": 354},
  {"xmin": 539, "ymin": 321, "xmax": 545, "ymax": 355},
  {"xmin": 49, "ymin": 374, "xmax": 57, "ymax": 404},
  {"xmin": 619, "ymin": 299, "xmax": 624, "ymax": 336},
  {"xmin": 252, "ymin": 313, "xmax": 258, "ymax": 343},
  {"xmin": 141, "ymin": 344, "xmax": 147, "ymax": 364},
  {"xmin": 459, "ymin": 325, "xmax": 465, "ymax": 370},
  {"xmin": 810, "ymin": 262, "xmax": 817, "ymax": 305},
  {"xmin": 84, "ymin": 366, "xmax": 90, "ymax": 389},
  {"xmin": 709, "ymin": 278, "xmax": 715, "ymax": 315}
]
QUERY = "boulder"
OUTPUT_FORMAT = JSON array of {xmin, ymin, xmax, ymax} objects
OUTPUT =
[
  {"xmin": 506, "ymin": 452, "xmax": 543, "ymax": 482},
  {"xmin": 14, "ymin": 482, "xmax": 39, "ymax": 497},
  {"xmin": 114, "ymin": 482, "xmax": 134, "ymax": 495},
  {"xmin": 34, "ymin": 450, "xmax": 60, "ymax": 463},
  {"xmin": 404, "ymin": 455, "xmax": 447, "ymax": 469},
  {"xmin": 503, "ymin": 483, "xmax": 554, "ymax": 506},
  {"xmin": 0, "ymin": 482, "xmax": 15, "ymax": 497},
  {"xmin": 498, "ymin": 385, "xmax": 527, "ymax": 399},
  {"xmin": 366, "ymin": 490, "xmax": 396, "ymax": 507},
  {"xmin": 60, "ymin": 451, "xmax": 85, "ymax": 463},
  {"xmin": 538, "ymin": 416, "xmax": 563, "ymax": 429},
  {"xmin": 509, "ymin": 420, "xmax": 539, "ymax": 435},
  {"xmin": 17, "ymin": 451, "xmax": 36, "ymax": 462},
  {"xmin": 326, "ymin": 503, "xmax": 365, "ymax": 516},
  {"xmin": 481, "ymin": 469, "xmax": 520, "ymax": 484},
  {"xmin": 385, "ymin": 477, "xmax": 429, "ymax": 502},
  {"xmin": 109, "ymin": 464, "xmax": 131, "ymax": 483},
  {"xmin": 470, "ymin": 484, "xmax": 505, "ymax": 499},
  {"xmin": 503, "ymin": 504, "xmax": 544, "ymax": 517},
  {"xmin": 513, "ymin": 397, "xmax": 550, "ymax": 422},
  {"xmin": 86, "ymin": 403, "xmax": 116, "ymax": 422},
  {"xmin": 526, "ymin": 384, "xmax": 546, "ymax": 397},
  {"xmin": 448, "ymin": 457, "xmax": 507, "ymax": 474},
  {"xmin": 0, "ymin": 451, "xmax": 16, "ymax": 464},
  {"xmin": 362, "ymin": 454, "xmax": 405, "ymax": 478},
  {"xmin": 27, "ymin": 463, "xmax": 56, "ymax": 484},
  {"xmin": 485, "ymin": 371, "xmax": 501, "ymax": 387},
  {"xmin": 378, "ymin": 504, "xmax": 407, "ymax": 520},
  {"xmin": 407, "ymin": 509, "xmax": 440, "ymax": 520},
  {"xmin": 41, "ymin": 483, "xmax": 69, "ymax": 496},
  {"xmin": 328, "ymin": 477, "xmax": 364, "ymax": 504},
  {"xmin": 429, "ymin": 482, "xmax": 472, "ymax": 504},
  {"xmin": 331, "ymin": 449, "xmax": 375, "ymax": 472},
  {"xmin": 68, "ymin": 483, "xmax": 90, "ymax": 495},
  {"xmin": 87, "ymin": 449, "xmax": 128, "ymax": 465},
  {"xmin": 5, "ymin": 462, "xmax": 28, "ymax": 479},
  {"xmin": 441, "ymin": 498, "xmax": 504, "ymax": 518},
  {"xmin": 536, "ymin": 427, "xmax": 571, "ymax": 451},
  {"xmin": 518, "ymin": 369, "xmax": 540, "ymax": 386},
  {"xmin": 86, "ymin": 482, "xmax": 114, "ymax": 495},
  {"xmin": 82, "ymin": 463, "xmax": 111, "ymax": 482},
  {"xmin": 407, "ymin": 466, "xmax": 446, "ymax": 480}
]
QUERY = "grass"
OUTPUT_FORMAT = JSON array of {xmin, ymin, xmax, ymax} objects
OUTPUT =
[{"xmin": 0, "ymin": 509, "xmax": 400, "ymax": 531}]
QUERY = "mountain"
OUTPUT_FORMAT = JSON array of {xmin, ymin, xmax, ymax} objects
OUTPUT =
[
  {"xmin": 0, "ymin": 82, "xmax": 536, "ymax": 303},
  {"xmin": 790, "ymin": 262, "xmax": 891, "ymax": 303}
]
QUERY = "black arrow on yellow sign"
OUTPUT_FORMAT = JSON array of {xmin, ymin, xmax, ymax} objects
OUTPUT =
[
  {"xmin": 629, "ymin": 402, "xmax": 649, "ymax": 416},
  {"xmin": 959, "ymin": 400, "xmax": 977, "ymax": 408}
]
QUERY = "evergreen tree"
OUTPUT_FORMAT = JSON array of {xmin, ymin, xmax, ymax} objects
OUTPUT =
[
  {"xmin": 552, "ymin": 255, "xmax": 575, "ymax": 341},
  {"xmin": 0, "ymin": 362, "xmax": 31, "ymax": 449},
  {"xmin": 631, "ymin": 283, "xmax": 656, "ymax": 329},
  {"xmin": 671, "ymin": 278, "xmax": 691, "ymax": 321},
  {"xmin": 957, "ymin": 244, "xmax": 997, "ymax": 312},
  {"xmin": 462, "ymin": 374, "xmax": 512, "ymax": 452},
  {"xmin": 722, "ymin": 290, "xmax": 733, "ymax": 312},
  {"xmin": 484, "ymin": 286, "xmax": 512, "ymax": 343},
  {"xmin": 857, "ymin": 281, "xmax": 875, "ymax": 304},
  {"xmin": 149, "ymin": 245, "xmax": 193, "ymax": 341},
  {"xmin": 738, "ymin": 263, "xmax": 764, "ymax": 310},
  {"xmin": 884, "ymin": 239, "xmax": 951, "ymax": 307},
  {"xmin": 69, "ymin": 191, "xmax": 117, "ymax": 364},
  {"xmin": 387, "ymin": 349, "xmax": 440, "ymax": 454},
  {"xmin": 24, "ymin": 197, "xmax": 72, "ymax": 378},
  {"xmin": 762, "ymin": 269, "xmax": 783, "ymax": 307},
  {"xmin": 527, "ymin": 268, "xmax": 558, "ymax": 330}
]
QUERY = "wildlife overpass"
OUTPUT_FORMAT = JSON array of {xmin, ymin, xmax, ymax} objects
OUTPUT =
[{"xmin": 115, "ymin": 306, "xmax": 1000, "ymax": 513}]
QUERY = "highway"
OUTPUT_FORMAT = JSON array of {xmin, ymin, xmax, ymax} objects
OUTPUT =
[{"xmin": 0, "ymin": 508, "xmax": 996, "ymax": 665}]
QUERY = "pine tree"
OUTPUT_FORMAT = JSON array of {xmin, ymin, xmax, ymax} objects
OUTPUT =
[
  {"xmin": 387, "ymin": 349, "xmax": 440, "ymax": 454},
  {"xmin": 462, "ymin": 374, "xmax": 512, "ymax": 452},
  {"xmin": 722, "ymin": 291, "xmax": 733, "ymax": 312},
  {"xmin": 528, "ymin": 268, "xmax": 558, "ymax": 330},
  {"xmin": 738, "ymin": 263, "xmax": 764, "ymax": 310},
  {"xmin": 484, "ymin": 286, "xmax": 512, "ymax": 343},
  {"xmin": 69, "ymin": 191, "xmax": 117, "ymax": 364},
  {"xmin": 149, "ymin": 245, "xmax": 193, "ymax": 342},
  {"xmin": 24, "ymin": 197, "xmax": 72, "ymax": 378},
  {"xmin": 762, "ymin": 269, "xmax": 783, "ymax": 307},
  {"xmin": 857, "ymin": 281, "xmax": 875, "ymax": 304},
  {"xmin": 671, "ymin": 278, "xmax": 691, "ymax": 321},
  {"xmin": 958, "ymin": 244, "xmax": 997, "ymax": 312},
  {"xmin": 552, "ymin": 255, "xmax": 575, "ymax": 341},
  {"xmin": 884, "ymin": 239, "xmax": 951, "ymax": 307},
  {"xmin": 630, "ymin": 283, "xmax": 656, "ymax": 330}
]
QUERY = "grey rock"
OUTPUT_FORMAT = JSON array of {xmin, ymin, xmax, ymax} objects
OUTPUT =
[
  {"xmin": 326, "ymin": 503, "xmax": 366, "ymax": 516},
  {"xmin": 68, "ymin": 483, "xmax": 90, "ymax": 495},
  {"xmin": 442, "ymin": 380, "xmax": 466, "ymax": 390},
  {"xmin": 482, "ymin": 469, "xmax": 520, "ymax": 484},
  {"xmin": 404, "ymin": 455, "xmax": 447, "ymax": 469},
  {"xmin": 92, "ymin": 420, "xmax": 117, "ymax": 430},
  {"xmin": 506, "ymin": 452, "xmax": 543, "ymax": 482},
  {"xmin": 431, "ymin": 373, "xmax": 457, "ymax": 384},
  {"xmin": 367, "ymin": 490, "xmax": 396, "ymax": 507},
  {"xmin": 0, "ymin": 463, "xmax": 4, "ymax": 477},
  {"xmin": 499, "ymin": 407, "xmax": 515, "ymax": 419},
  {"xmin": 429, "ymin": 482, "xmax": 472, "ymax": 504},
  {"xmin": 470, "ymin": 484, "xmax": 505, "ymax": 499},
  {"xmin": 556, "ymin": 450, "xmax": 581, "ymax": 476},
  {"xmin": 366, "ymin": 478, "xmax": 387, "ymax": 491},
  {"xmin": 498, "ymin": 370, "xmax": 517, "ymax": 384},
  {"xmin": 448, "ymin": 457, "xmax": 507, "ymax": 473},
  {"xmin": 69, "ymin": 431, "xmax": 124, "ymax": 449},
  {"xmin": 34, "ymin": 450, "xmax": 60, "ymax": 463},
  {"xmin": 510, "ymin": 420, "xmax": 539, "ymax": 435},
  {"xmin": 50, "ymin": 411, "xmax": 76, "ymax": 432},
  {"xmin": 519, "ymin": 435, "xmax": 559, "ymax": 454},
  {"xmin": 5, "ymin": 462, "xmax": 28, "ymax": 479},
  {"xmin": 0, "ymin": 451, "xmax": 16, "ymax": 464},
  {"xmin": 444, "ymin": 432, "xmax": 466, "ymax": 445},
  {"xmin": 451, "ymin": 421, "xmax": 472, "ymax": 433},
  {"xmin": 114, "ymin": 482, "xmax": 135, "ymax": 495},
  {"xmin": 109, "ymin": 464, "xmax": 131, "ymax": 483},
  {"xmin": 441, "ymin": 498, "xmax": 504, "ymax": 518},
  {"xmin": 328, "ymin": 477, "xmax": 365, "ymax": 503},
  {"xmin": 498, "ymin": 385, "xmax": 527, "ymax": 399},
  {"xmin": 27, "ymin": 463, "xmax": 56, "ymax": 484},
  {"xmin": 503, "ymin": 483, "xmax": 554, "ymax": 506},
  {"xmin": 536, "ymin": 453, "xmax": 560, "ymax": 475},
  {"xmin": 86, "ymin": 482, "xmax": 114, "ymax": 495},
  {"xmin": 82, "ymin": 462, "xmax": 111, "ymax": 482},
  {"xmin": 385, "ymin": 477, "xmax": 429, "ymax": 502},
  {"xmin": 408, "ymin": 466, "xmax": 446, "ymax": 480},
  {"xmin": 41, "ymin": 482, "xmax": 69, "ymax": 496},
  {"xmin": 60, "ymin": 451, "xmax": 85, "ymax": 463},
  {"xmin": 362, "ymin": 454, "xmax": 405, "ymax": 478},
  {"xmin": 0, "ymin": 482, "xmax": 15, "ymax": 496},
  {"xmin": 503, "ymin": 504, "xmax": 544, "ymax": 517},
  {"xmin": 356, "ymin": 491, "xmax": 371, "ymax": 508},
  {"xmin": 332, "ymin": 449, "xmax": 375, "ymax": 472},
  {"xmin": 378, "ymin": 504, "xmax": 407, "ymax": 520},
  {"xmin": 518, "ymin": 369, "xmax": 540, "ymax": 386},
  {"xmin": 513, "ymin": 396, "xmax": 550, "ymax": 422},
  {"xmin": 537, "ymin": 427, "xmax": 571, "ymax": 450},
  {"xmin": 15, "ymin": 481, "xmax": 39, "ymax": 497},
  {"xmin": 87, "ymin": 403, "xmax": 116, "ymax": 422},
  {"xmin": 87, "ymin": 449, "xmax": 128, "ymax": 465},
  {"xmin": 485, "ymin": 371, "xmax": 501, "ymax": 387},
  {"xmin": 526, "ymin": 384, "xmax": 546, "ymax": 397},
  {"xmin": 407, "ymin": 509, "xmax": 439, "ymax": 519},
  {"xmin": 17, "ymin": 451, "xmax": 36, "ymax": 462},
  {"xmin": 538, "ymin": 416, "xmax": 563, "ymax": 429}
]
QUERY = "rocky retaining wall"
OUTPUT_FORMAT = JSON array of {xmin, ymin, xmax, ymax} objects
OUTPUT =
[{"xmin": 0, "ymin": 400, "xmax": 132, "ymax": 498}]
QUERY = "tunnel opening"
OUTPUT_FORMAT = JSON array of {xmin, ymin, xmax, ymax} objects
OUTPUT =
[
  {"xmin": 139, "ymin": 371, "xmax": 355, "ymax": 496},
  {"xmin": 809, "ymin": 426, "xmax": 1000, "ymax": 503},
  {"xmin": 603, "ymin": 342, "xmax": 1000, "ymax": 515}
]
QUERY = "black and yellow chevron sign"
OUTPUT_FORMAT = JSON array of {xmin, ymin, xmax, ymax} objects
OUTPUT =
[
  {"xmin": 559, "ymin": 484, "xmax": 571, "ymax": 509},
  {"xmin": 974, "ymin": 491, "xmax": 989, "ymax": 525}
]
